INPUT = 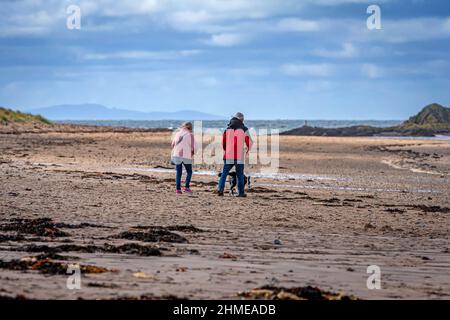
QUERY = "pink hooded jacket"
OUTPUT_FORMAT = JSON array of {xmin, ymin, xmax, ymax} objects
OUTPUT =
[{"xmin": 171, "ymin": 127, "xmax": 196, "ymax": 164}]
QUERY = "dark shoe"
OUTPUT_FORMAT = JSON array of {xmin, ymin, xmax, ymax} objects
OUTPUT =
[
  {"xmin": 217, "ymin": 191, "xmax": 224, "ymax": 196},
  {"xmin": 237, "ymin": 193, "xmax": 247, "ymax": 198}
]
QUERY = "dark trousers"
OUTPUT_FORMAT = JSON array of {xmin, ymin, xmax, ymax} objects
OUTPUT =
[
  {"xmin": 176, "ymin": 163, "xmax": 192, "ymax": 190},
  {"xmin": 218, "ymin": 162, "xmax": 245, "ymax": 195}
]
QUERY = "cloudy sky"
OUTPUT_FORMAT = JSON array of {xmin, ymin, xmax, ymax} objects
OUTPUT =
[{"xmin": 1, "ymin": 0, "xmax": 450, "ymax": 119}]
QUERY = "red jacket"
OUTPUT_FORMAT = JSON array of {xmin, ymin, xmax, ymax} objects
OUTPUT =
[{"xmin": 222, "ymin": 117, "xmax": 252, "ymax": 161}]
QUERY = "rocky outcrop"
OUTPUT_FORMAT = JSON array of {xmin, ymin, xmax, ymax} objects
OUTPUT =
[{"xmin": 282, "ymin": 104, "xmax": 450, "ymax": 137}]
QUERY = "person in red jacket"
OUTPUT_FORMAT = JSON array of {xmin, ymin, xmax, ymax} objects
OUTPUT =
[{"xmin": 217, "ymin": 112, "xmax": 252, "ymax": 197}]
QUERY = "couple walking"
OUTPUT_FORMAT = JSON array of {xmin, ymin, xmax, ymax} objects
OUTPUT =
[{"xmin": 171, "ymin": 112, "xmax": 252, "ymax": 197}]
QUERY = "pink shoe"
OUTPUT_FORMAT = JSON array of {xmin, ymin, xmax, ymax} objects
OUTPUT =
[
  {"xmin": 183, "ymin": 188, "xmax": 193, "ymax": 194},
  {"xmin": 176, "ymin": 189, "xmax": 182, "ymax": 195}
]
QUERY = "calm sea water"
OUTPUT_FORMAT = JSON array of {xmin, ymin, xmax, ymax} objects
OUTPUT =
[{"xmin": 56, "ymin": 119, "xmax": 402, "ymax": 132}]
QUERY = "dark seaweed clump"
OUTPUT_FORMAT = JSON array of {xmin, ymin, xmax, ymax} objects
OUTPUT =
[
  {"xmin": 117, "ymin": 227, "xmax": 187, "ymax": 243},
  {"xmin": 0, "ymin": 257, "xmax": 108, "ymax": 275},
  {"xmin": 14, "ymin": 243, "xmax": 162, "ymax": 257},
  {"xmin": 240, "ymin": 285, "xmax": 358, "ymax": 300},
  {"xmin": 0, "ymin": 218, "xmax": 69, "ymax": 237}
]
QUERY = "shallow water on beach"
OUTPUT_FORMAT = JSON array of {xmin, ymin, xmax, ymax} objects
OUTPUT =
[
  {"xmin": 120, "ymin": 167, "xmax": 342, "ymax": 181},
  {"xmin": 368, "ymin": 135, "xmax": 450, "ymax": 141},
  {"xmin": 120, "ymin": 167, "xmax": 443, "ymax": 194},
  {"xmin": 254, "ymin": 183, "xmax": 442, "ymax": 194}
]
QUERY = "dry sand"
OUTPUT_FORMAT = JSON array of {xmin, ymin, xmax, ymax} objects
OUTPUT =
[{"xmin": 0, "ymin": 127, "xmax": 449, "ymax": 299}]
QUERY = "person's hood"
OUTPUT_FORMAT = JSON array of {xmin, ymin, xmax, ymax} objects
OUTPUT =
[
  {"xmin": 178, "ymin": 127, "xmax": 192, "ymax": 135},
  {"xmin": 227, "ymin": 117, "xmax": 248, "ymax": 131}
]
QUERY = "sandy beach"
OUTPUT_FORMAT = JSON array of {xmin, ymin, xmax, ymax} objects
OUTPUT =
[{"xmin": 1, "ymin": 126, "xmax": 449, "ymax": 300}]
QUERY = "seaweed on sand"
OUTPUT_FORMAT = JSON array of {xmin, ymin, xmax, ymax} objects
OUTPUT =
[
  {"xmin": 0, "ymin": 257, "xmax": 109, "ymax": 275},
  {"xmin": 0, "ymin": 218, "xmax": 69, "ymax": 237},
  {"xmin": 239, "ymin": 285, "xmax": 358, "ymax": 300},
  {"xmin": 116, "ymin": 227, "xmax": 187, "ymax": 243},
  {"xmin": 13, "ymin": 242, "xmax": 162, "ymax": 257},
  {"xmin": 132, "ymin": 225, "xmax": 204, "ymax": 233},
  {"xmin": 0, "ymin": 234, "xmax": 25, "ymax": 242}
]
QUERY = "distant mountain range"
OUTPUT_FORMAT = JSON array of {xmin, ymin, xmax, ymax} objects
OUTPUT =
[{"xmin": 21, "ymin": 104, "xmax": 226, "ymax": 120}]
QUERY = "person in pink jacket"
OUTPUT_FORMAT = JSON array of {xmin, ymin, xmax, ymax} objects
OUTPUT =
[{"xmin": 171, "ymin": 122, "xmax": 196, "ymax": 195}]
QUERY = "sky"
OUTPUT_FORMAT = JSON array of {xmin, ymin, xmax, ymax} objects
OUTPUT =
[{"xmin": 1, "ymin": 0, "xmax": 450, "ymax": 120}]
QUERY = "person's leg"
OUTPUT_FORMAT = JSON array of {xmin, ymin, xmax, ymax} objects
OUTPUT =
[
  {"xmin": 175, "ymin": 164, "xmax": 183, "ymax": 191},
  {"xmin": 218, "ymin": 163, "xmax": 233, "ymax": 192},
  {"xmin": 236, "ymin": 164, "xmax": 245, "ymax": 195},
  {"xmin": 184, "ymin": 163, "xmax": 193, "ymax": 189}
]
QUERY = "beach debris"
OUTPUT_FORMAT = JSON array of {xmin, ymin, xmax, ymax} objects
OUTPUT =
[
  {"xmin": 273, "ymin": 239, "xmax": 283, "ymax": 246},
  {"xmin": 15, "ymin": 244, "xmax": 99, "ymax": 254},
  {"xmin": 132, "ymin": 224, "xmax": 204, "ymax": 233},
  {"xmin": 132, "ymin": 272, "xmax": 157, "ymax": 280},
  {"xmin": 0, "ymin": 257, "xmax": 109, "ymax": 275},
  {"xmin": 0, "ymin": 234, "xmax": 25, "ymax": 242},
  {"xmin": 407, "ymin": 204, "xmax": 450, "ymax": 214},
  {"xmin": 34, "ymin": 252, "xmax": 77, "ymax": 261},
  {"xmin": 0, "ymin": 294, "xmax": 29, "ymax": 300},
  {"xmin": 110, "ymin": 294, "xmax": 183, "ymax": 300},
  {"xmin": 364, "ymin": 223, "xmax": 376, "ymax": 231},
  {"xmin": 116, "ymin": 228, "xmax": 187, "ymax": 243},
  {"xmin": 239, "ymin": 285, "xmax": 358, "ymax": 300},
  {"xmin": 13, "ymin": 243, "xmax": 162, "ymax": 257},
  {"xmin": 54, "ymin": 222, "xmax": 114, "ymax": 229},
  {"xmin": 380, "ymin": 225, "xmax": 394, "ymax": 232},
  {"xmin": 219, "ymin": 252, "xmax": 237, "ymax": 260},
  {"xmin": 166, "ymin": 225, "xmax": 205, "ymax": 233},
  {"xmin": 0, "ymin": 218, "xmax": 69, "ymax": 237},
  {"xmin": 104, "ymin": 243, "xmax": 162, "ymax": 256},
  {"xmin": 385, "ymin": 208, "xmax": 406, "ymax": 214},
  {"xmin": 247, "ymin": 187, "xmax": 276, "ymax": 194},
  {"xmin": 153, "ymin": 165, "xmax": 173, "ymax": 170},
  {"xmin": 86, "ymin": 282, "xmax": 120, "ymax": 289},
  {"xmin": 176, "ymin": 267, "xmax": 188, "ymax": 272}
]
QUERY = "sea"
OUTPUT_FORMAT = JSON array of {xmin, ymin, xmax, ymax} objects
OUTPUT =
[{"xmin": 56, "ymin": 119, "xmax": 402, "ymax": 132}]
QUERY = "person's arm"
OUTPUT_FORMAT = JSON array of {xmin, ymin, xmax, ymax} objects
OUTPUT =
[
  {"xmin": 172, "ymin": 130, "xmax": 181, "ymax": 148},
  {"xmin": 171, "ymin": 134, "xmax": 176, "ymax": 148},
  {"xmin": 190, "ymin": 133, "xmax": 195, "ymax": 156},
  {"xmin": 222, "ymin": 130, "xmax": 227, "ymax": 151},
  {"xmin": 245, "ymin": 130, "xmax": 253, "ymax": 152}
]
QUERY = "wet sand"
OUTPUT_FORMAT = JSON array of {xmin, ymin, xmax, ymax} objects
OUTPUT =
[{"xmin": 0, "ymin": 127, "xmax": 449, "ymax": 299}]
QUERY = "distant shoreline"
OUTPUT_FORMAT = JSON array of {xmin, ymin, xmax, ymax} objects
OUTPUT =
[{"xmin": 54, "ymin": 119, "xmax": 403, "ymax": 133}]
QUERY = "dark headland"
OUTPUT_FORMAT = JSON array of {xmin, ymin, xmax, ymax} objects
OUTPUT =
[{"xmin": 281, "ymin": 103, "xmax": 450, "ymax": 137}]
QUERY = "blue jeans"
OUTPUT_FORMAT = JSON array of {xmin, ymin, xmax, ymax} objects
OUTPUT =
[
  {"xmin": 218, "ymin": 162, "xmax": 245, "ymax": 195},
  {"xmin": 176, "ymin": 163, "xmax": 192, "ymax": 190}
]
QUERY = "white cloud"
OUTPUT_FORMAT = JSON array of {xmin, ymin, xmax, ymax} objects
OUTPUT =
[
  {"xmin": 281, "ymin": 63, "xmax": 334, "ymax": 77},
  {"xmin": 313, "ymin": 43, "xmax": 358, "ymax": 58},
  {"xmin": 278, "ymin": 18, "xmax": 320, "ymax": 32},
  {"xmin": 83, "ymin": 50, "xmax": 201, "ymax": 60},
  {"xmin": 353, "ymin": 17, "xmax": 450, "ymax": 43},
  {"xmin": 207, "ymin": 33, "xmax": 245, "ymax": 46},
  {"xmin": 0, "ymin": 0, "xmax": 378, "ymax": 37},
  {"xmin": 0, "ymin": 7, "xmax": 62, "ymax": 37},
  {"xmin": 361, "ymin": 64, "xmax": 382, "ymax": 79}
]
